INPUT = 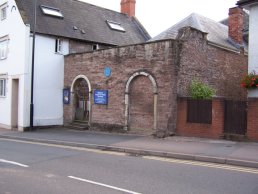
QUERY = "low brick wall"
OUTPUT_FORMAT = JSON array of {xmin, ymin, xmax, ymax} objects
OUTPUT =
[
  {"xmin": 247, "ymin": 98, "xmax": 258, "ymax": 141},
  {"xmin": 176, "ymin": 98, "xmax": 224, "ymax": 139}
]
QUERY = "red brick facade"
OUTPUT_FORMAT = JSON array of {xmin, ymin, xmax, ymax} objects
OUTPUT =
[
  {"xmin": 176, "ymin": 97, "xmax": 258, "ymax": 141},
  {"xmin": 247, "ymin": 98, "xmax": 258, "ymax": 141},
  {"xmin": 64, "ymin": 27, "xmax": 248, "ymax": 136},
  {"xmin": 176, "ymin": 98, "xmax": 225, "ymax": 139}
]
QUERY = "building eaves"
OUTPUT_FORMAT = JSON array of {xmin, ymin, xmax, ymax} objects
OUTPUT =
[{"xmin": 15, "ymin": 0, "xmax": 149, "ymax": 46}]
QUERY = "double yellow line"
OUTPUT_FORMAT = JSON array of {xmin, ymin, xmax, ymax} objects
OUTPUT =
[{"xmin": 143, "ymin": 156, "xmax": 258, "ymax": 174}]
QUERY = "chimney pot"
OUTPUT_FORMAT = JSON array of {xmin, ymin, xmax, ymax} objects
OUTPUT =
[{"xmin": 121, "ymin": 0, "xmax": 136, "ymax": 17}]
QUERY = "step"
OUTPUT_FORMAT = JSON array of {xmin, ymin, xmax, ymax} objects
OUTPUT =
[{"xmin": 66, "ymin": 120, "xmax": 89, "ymax": 131}]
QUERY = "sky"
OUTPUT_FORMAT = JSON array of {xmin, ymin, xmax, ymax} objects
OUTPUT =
[{"xmin": 80, "ymin": 0, "xmax": 238, "ymax": 37}]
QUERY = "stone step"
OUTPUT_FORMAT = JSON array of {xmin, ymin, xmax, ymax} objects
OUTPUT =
[{"xmin": 66, "ymin": 120, "xmax": 89, "ymax": 130}]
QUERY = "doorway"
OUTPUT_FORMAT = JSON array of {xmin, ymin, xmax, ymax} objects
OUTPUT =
[
  {"xmin": 73, "ymin": 78, "xmax": 90, "ymax": 121},
  {"xmin": 11, "ymin": 79, "xmax": 19, "ymax": 129}
]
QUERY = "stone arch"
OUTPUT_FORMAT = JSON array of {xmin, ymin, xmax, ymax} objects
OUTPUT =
[
  {"xmin": 124, "ymin": 71, "xmax": 158, "ymax": 132},
  {"xmin": 70, "ymin": 75, "xmax": 92, "ymax": 126}
]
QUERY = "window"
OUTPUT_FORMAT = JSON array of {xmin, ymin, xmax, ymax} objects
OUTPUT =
[
  {"xmin": 41, "ymin": 5, "xmax": 63, "ymax": 18},
  {"xmin": 55, "ymin": 38, "xmax": 63, "ymax": 53},
  {"xmin": 92, "ymin": 44, "xmax": 99, "ymax": 51},
  {"xmin": 106, "ymin": 20, "xmax": 125, "ymax": 32},
  {"xmin": 0, "ymin": 3, "xmax": 7, "ymax": 20},
  {"xmin": 0, "ymin": 79, "xmax": 6, "ymax": 97},
  {"xmin": 0, "ymin": 39, "xmax": 8, "ymax": 60}
]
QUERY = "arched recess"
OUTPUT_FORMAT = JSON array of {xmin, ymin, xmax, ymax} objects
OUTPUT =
[
  {"xmin": 70, "ymin": 75, "xmax": 92, "ymax": 126},
  {"xmin": 124, "ymin": 71, "xmax": 158, "ymax": 132}
]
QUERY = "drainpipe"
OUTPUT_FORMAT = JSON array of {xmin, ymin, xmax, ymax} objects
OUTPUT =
[{"xmin": 30, "ymin": 0, "xmax": 37, "ymax": 130}]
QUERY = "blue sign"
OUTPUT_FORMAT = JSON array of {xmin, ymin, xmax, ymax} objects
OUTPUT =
[
  {"xmin": 63, "ymin": 88, "xmax": 70, "ymax": 104},
  {"xmin": 104, "ymin": 67, "xmax": 111, "ymax": 77},
  {"xmin": 94, "ymin": 90, "xmax": 108, "ymax": 105}
]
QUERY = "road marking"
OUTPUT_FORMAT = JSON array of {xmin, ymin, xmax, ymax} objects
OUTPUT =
[
  {"xmin": 0, "ymin": 159, "xmax": 29, "ymax": 168},
  {"xmin": 1, "ymin": 138, "xmax": 258, "ymax": 174},
  {"xmin": 143, "ymin": 156, "xmax": 258, "ymax": 174},
  {"xmin": 68, "ymin": 176, "xmax": 142, "ymax": 194},
  {"xmin": 0, "ymin": 138, "xmax": 126, "ymax": 156}
]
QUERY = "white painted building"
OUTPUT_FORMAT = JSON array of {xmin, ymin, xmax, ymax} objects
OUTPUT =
[
  {"xmin": 237, "ymin": 0, "xmax": 258, "ymax": 97},
  {"xmin": 0, "ymin": 0, "xmax": 149, "ymax": 130}
]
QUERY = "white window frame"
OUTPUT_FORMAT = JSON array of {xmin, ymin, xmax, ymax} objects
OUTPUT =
[
  {"xmin": 0, "ymin": 39, "xmax": 8, "ymax": 60},
  {"xmin": 41, "ymin": 5, "xmax": 63, "ymax": 18},
  {"xmin": 106, "ymin": 20, "xmax": 126, "ymax": 32},
  {"xmin": 0, "ymin": 3, "xmax": 7, "ymax": 21},
  {"xmin": 0, "ymin": 78, "xmax": 6, "ymax": 97},
  {"xmin": 55, "ymin": 38, "xmax": 63, "ymax": 54}
]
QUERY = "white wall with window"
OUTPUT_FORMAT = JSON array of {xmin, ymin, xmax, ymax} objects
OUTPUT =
[
  {"xmin": 0, "ymin": 78, "xmax": 6, "ymax": 96},
  {"xmin": 0, "ymin": 0, "xmax": 31, "ymax": 130},
  {"xmin": 0, "ymin": 2, "xmax": 7, "ymax": 21},
  {"xmin": 33, "ymin": 34, "xmax": 69, "ymax": 126}
]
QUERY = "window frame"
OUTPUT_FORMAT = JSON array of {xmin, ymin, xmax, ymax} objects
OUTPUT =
[
  {"xmin": 0, "ymin": 78, "xmax": 6, "ymax": 97},
  {"xmin": 106, "ymin": 20, "xmax": 126, "ymax": 32},
  {"xmin": 55, "ymin": 38, "xmax": 63, "ymax": 54},
  {"xmin": 40, "ymin": 5, "xmax": 63, "ymax": 18},
  {"xmin": 1, "ymin": 6, "xmax": 7, "ymax": 20},
  {"xmin": 0, "ymin": 39, "xmax": 8, "ymax": 60}
]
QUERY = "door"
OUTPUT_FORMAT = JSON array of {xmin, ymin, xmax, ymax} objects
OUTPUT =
[
  {"xmin": 74, "ymin": 79, "xmax": 89, "ymax": 121},
  {"xmin": 11, "ymin": 79, "xmax": 19, "ymax": 129}
]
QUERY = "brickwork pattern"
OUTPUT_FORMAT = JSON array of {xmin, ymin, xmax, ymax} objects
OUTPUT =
[
  {"xmin": 64, "ymin": 40, "xmax": 179, "ymax": 134},
  {"xmin": 176, "ymin": 98, "xmax": 224, "ymax": 139},
  {"xmin": 247, "ymin": 98, "xmax": 258, "ymax": 141},
  {"xmin": 176, "ymin": 27, "xmax": 247, "ymax": 100}
]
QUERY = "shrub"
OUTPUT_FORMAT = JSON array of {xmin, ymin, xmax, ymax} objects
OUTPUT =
[{"xmin": 189, "ymin": 80, "xmax": 215, "ymax": 99}]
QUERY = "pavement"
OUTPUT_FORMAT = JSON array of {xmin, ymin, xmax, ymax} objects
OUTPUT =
[{"xmin": 0, "ymin": 127, "xmax": 258, "ymax": 169}]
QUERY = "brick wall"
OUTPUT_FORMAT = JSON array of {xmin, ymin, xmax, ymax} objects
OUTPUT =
[
  {"xmin": 176, "ymin": 98, "xmax": 224, "ymax": 139},
  {"xmin": 64, "ymin": 27, "xmax": 247, "ymax": 136},
  {"xmin": 64, "ymin": 40, "xmax": 180, "ymax": 135},
  {"xmin": 247, "ymin": 98, "xmax": 258, "ymax": 141},
  {"xmin": 69, "ymin": 39, "xmax": 111, "ymax": 54},
  {"xmin": 176, "ymin": 27, "xmax": 247, "ymax": 100}
]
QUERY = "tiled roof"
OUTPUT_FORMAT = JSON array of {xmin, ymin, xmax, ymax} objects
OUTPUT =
[
  {"xmin": 15, "ymin": 0, "xmax": 150, "ymax": 46},
  {"xmin": 149, "ymin": 13, "xmax": 245, "ymax": 51}
]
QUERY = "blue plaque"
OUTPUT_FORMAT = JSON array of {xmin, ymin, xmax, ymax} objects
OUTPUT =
[
  {"xmin": 63, "ymin": 88, "xmax": 70, "ymax": 104},
  {"xmin": 104, "ymin": 67, "xmax": 111, "ymax": 77},
  {"xmin": 94, "ymin": 90, "xmax": 108, "ymax": 105}
]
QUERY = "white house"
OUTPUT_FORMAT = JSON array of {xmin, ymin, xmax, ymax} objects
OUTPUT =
[
  {"xmin": 237, "ymin": 0, "xmax": 258, "ymax": 96},
  {"xmin": 0, "ymin": 0, "xmax": 149, "ymax": 131}
]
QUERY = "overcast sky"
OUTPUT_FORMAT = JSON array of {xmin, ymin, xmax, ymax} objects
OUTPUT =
[{"xmin": 80, "ymin": 0, "xmax": 238, "ymax": 37}]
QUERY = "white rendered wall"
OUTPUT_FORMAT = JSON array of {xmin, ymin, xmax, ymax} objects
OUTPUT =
[
  {"xmin": 247, "ymin": 4, "xmax": 258, "ymax": 97},
  {"xmin": 0, "ymin": 0, "xmax": 31, "ymax": 130},
  {"xmin": 33, "ymin": 35, "xmax": 69, "ymax": 126}
]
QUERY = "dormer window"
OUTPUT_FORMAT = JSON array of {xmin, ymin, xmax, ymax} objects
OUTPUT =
[
  {"xmin": 0, "ymin": 3, "xmax": 7, "ymax": 20},
  {"xmin": 106, "ymin": 20, "xmax": 125, "ymax": 32},
  {"xmin": 41, "ymin": 5, "xmax": 63, "ymax": 18},
  {"xmin": 55, "ymin": 38, "xmax": 63, "ymax": 54}
]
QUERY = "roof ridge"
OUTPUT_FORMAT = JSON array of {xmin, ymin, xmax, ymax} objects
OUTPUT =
[
  {"xmin": 74, "ymin": 0, "xmax": 128, "ymax": 17},
  {"xmin": 191, "ymin": 13, "xmax": 205, "ymax": 32}
]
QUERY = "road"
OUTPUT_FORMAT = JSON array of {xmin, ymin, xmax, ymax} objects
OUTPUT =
[{"xmin": 0, "ymin": 138, "xmax": 258, "ymax": 194}]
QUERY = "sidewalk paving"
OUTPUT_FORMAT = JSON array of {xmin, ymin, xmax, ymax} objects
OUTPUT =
[{"xmin": 0, "ymin": 127, "xmax": 258, "ymax": 168}]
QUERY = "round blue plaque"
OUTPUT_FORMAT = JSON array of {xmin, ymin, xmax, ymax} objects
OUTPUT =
[{"xmin": 104, "ymin": 67, "xmax": 111, "ymax": 77}]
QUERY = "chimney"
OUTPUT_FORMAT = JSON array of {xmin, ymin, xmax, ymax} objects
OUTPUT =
[
  {"xmin": 121, "ymin": 0, "xmax": 136, "ymax": 17},
  {"xmin": 228, "ymin": 7, "xmax": 244, "ymax": 44}
]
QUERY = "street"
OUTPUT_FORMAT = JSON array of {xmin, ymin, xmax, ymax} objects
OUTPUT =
[{"xmin": 0, "ymin": 138, "xmax": 258, "ymax": 194}]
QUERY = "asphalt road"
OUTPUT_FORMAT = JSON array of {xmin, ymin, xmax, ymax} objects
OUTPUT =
[{"xmin": 0, "ymin": 138, "xmax": 258, "ymax": 194}]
